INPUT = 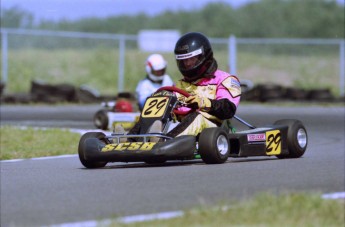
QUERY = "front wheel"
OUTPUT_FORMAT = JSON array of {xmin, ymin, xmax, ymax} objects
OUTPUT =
[
  {"xmin": 78, "ymin": 132, "xmax": 109, "ymax": 168},
  {"xmin": 274, "ymin": 119, "xmax": 308, "ymax": 159},
  {"xmin": 198, "ymin": 128, "xmax": 229, "ymax": 164}
]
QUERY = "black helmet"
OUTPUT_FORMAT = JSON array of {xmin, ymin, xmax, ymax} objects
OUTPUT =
[{"xmin": 174, "ymin": 32, "xmax": 215, "ymax": 82}]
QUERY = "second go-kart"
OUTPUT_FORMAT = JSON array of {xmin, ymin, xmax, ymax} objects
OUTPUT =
[
  {"xmin": 93, "ymin": 98, "xmax": 140, "ymax": 131},
  {"xmin": 78, "ymin": 86, "xmax": 308, "ymax": 168}
]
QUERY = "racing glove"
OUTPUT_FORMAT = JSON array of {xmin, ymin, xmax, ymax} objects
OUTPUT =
[{"xmin": 185, "ymin": 95, "xmax": 211, "ymax": 112}]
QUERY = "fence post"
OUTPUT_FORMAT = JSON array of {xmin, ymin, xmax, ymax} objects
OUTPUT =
[
  {"xmin": 118, "ymin": 35, "xmax": 126, "ymax": 93},
  {"xmin": 1, "ymin": 30, "xmax": 8, "ymax": 84},
  {"xmin": 228, "ymin": 35, "xmax": 237, "ymax": 75},
  {"xmin": 340, "ymin": 40, "xmax": 345, "ymax": 97}
]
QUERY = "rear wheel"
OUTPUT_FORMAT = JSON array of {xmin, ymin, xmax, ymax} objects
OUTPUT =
[
  {"xmin": 198, "ymin": 128, "xmax": 229, "ymax": 164},
  {"xmin": 274, "ymin": 119, "xmax": 308, "ymax": 159},
  {"xmin": 78, "ymin": 132, "xmax": 109, "ymax": 168},
  {"xmin": 94, "ymin": 109, "xmax": 109, "ymax": 130}
]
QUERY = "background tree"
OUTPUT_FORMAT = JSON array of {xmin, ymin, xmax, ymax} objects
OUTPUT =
[
  {"xmin": 1, "ymin": 0, "xmax": 344, "ymax": 38},
  {"xmin": 1, "ymin": 6, "xmax": 34, "ymax": 28}
]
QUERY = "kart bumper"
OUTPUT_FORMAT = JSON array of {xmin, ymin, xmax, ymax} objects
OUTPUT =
[{"xmin": 83, "ymin": 135, "xmax": 196, "ymax": 162}]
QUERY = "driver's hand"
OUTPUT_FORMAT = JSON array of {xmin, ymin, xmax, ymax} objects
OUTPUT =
[
  {"xmin": 185, "ymin": 95, "xmax": 211, "ymax": 112},
  {"xmin": 177, "ymin": 96, "xmax": 186, "ymax": 102}
]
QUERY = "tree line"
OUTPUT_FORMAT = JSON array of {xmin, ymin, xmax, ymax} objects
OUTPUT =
[{"xmin": 2, "ymin": 0, "xmax": 344, "ymax": 38}]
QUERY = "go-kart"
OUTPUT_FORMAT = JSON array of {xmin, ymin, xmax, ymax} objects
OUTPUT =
[
  {"xmin": 93, "ymin": 98, "xmax": 140, "ymax": 131},
  {"xmin": 78, "ymin": 86, "xmax": 308, "ymax": 168}
]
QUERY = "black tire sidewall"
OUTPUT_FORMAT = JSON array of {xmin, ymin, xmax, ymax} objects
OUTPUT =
[
  {"xmin": 94, "ymin": 109, "xmax": 109, "ymax": 130},
  {"xmin": 198, "ymin": 128, "xmax": 229, "ymax": 164},
  {"xmin": 274, "ymin": 119, "xmax": 307, "ymax": 158},
  {"xmin": 78, "ymin": 132, "xmax": 108, "ymax": 168}
]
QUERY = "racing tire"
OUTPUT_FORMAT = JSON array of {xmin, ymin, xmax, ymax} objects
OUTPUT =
[
  {"xmin": 198, "ymin": 127, "xmax": 230, "ymax": 164},
  {"xmin": 94, "ymin": 109, "xmax": 109, "ymax": 130},
  {"xmin": 274, "ymin": 119, "xmax": 308, "ymax": 159},
  {"xmin": 256, "ymin": 84, "xmax": 284, "ymax": 102},
  {"xmin": 78, "ymin": 132, "xmax": 109, "ymax": 168}
]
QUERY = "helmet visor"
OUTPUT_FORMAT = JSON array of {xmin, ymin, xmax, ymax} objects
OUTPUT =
[
  {"xmin": 151, "ymin": 68, "xmax": 166, "ymax": 76},
  {"xmin": 175, "ymin": 48, "xmax": 204, "ymax": 71}
]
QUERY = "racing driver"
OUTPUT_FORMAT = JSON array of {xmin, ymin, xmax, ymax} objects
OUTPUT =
[
  {"xmin": 125, "ymin": 32, "xmax": 241, "ymax": 139},
  {"xmin": 135, "ymin": 54, "xmax": 174, "ymax": 110},
  {"xmin": 165, "ymin": 31, "xmax": 241, "ymax": 137}
]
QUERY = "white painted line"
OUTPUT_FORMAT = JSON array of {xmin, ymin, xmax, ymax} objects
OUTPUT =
[
  {"xmin": 0, "ymin": 154, "xmax": 78, "ymax": 163},
  {"xmin": 47, "ymin": 210, "xmax": 183, "ymax": 227},
  {"xmin": 49, "ymin": 220, "xmax": 111, "ymax": 227},
  {"xmin": 0, "ymin": 158, "xmax": 26, "ymax": 163},
  {"xmin": 69, "ymin": 128, "xmax": 111, "ymax": 135},
  {"xmin": 117, "ymin": 210, "xmax": 184, "ymax": 223},
  {"xmin": 30, "ymin": 154, "xmax": 78, "ymax": 160},
  {"xmin": 322, "ymin": 191, "xmax": 345, "ymax": 200}
]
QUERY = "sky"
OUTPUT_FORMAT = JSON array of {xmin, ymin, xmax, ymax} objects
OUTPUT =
[{"xmin": 2, "ymin": 0, "xmax": 260, "ymax": 21}]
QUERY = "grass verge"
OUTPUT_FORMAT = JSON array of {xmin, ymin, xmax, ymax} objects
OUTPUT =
[
  {"xmin": 0, "ymin": 125, "xmax": 80, "ymax": 160},
  {"xmin": 112, "ymin": 192, "xmax": 344, "ymax": 227}
]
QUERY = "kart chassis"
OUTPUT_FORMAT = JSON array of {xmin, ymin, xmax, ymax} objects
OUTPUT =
[{"xmin": 78, "ymin": 86, "xmax": 308, "ymax": 168}]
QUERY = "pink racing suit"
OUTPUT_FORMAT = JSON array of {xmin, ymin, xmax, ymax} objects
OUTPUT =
[{"xmin": 167, "ymin": 69, "xmax": 241, "ymax": 137}]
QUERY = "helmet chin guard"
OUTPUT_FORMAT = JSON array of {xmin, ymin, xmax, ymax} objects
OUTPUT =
[{"xmin": 148, "ymin": 73, "xmax": 164, "ymax": 82}]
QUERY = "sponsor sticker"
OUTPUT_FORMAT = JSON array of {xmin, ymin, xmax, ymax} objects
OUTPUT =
[
  {"xmin": 222, "ymin": 76, "xmax": 241, "ymax": 98},
  {"xmin": 231, "ymin": 78, "xmax": 241, "ymax": 87},
  {"xmin": 247, "ymin": 133, "xmax": 266, "ymax": 142},
  {"xmin": 101, "ymin": 142, "xmax": 156, "ymax": 152},
  {"xmin": 175, "ymin": 48, "xmax": 203, "ymax": 59}
]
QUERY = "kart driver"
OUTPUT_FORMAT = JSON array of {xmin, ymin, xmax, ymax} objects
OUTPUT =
[
  {"xmin": 165, "ymin": 31, "xmax": 242, "ymax": 137},
  {"xmin": 124, "ymin": 32, "xmax": 241, "ymax": 139},
  {"xmin": 136, "ymin": 54, "xmax": 174, "ymax": 110}
]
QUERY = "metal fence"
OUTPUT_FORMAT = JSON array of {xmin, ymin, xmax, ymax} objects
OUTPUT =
[{"xmin": 1, "ymin": 28, "xmax": 344, "ymax": 96}]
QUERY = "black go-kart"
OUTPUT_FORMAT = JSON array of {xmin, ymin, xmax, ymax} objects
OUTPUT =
[{"xmin": 78, "ymin": 86, "xmax": 308, "ymax": 168}]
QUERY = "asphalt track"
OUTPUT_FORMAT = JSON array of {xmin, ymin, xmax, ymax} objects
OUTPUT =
[{"xmin": 0, "ymin": 104, "xmax": 344, "ymax": 227}]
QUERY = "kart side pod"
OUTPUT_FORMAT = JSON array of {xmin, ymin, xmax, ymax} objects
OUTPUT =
[{"xmin": 79, "ymin": 133, "xmax": 196, "ymax": 166}]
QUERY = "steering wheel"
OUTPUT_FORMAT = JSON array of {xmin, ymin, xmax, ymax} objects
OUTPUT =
[
  {"xmin": 156, "ymin": 86, "xmax": 193, "ymax": 115},
  {"xmin": 156, "ymin": 86, "xmax": 190, "ymax": 97}
]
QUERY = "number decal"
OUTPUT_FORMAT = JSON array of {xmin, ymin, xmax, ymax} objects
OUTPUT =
[
  {"xmin": 101, "ymin": 142, "xmax": 156, "ymax": 152},
  {"xmin": 142, "ymin": 97, "xmax": 168, "ymax": 118},
  {"xmin": 265, "ymin": 130, "xmax": 282, "ymax": 155}
]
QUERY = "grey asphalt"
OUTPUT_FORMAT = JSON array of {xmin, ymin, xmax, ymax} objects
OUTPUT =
[{"xmin": 0, "ymin": 104, "xmax": 344, "ymax": 227}]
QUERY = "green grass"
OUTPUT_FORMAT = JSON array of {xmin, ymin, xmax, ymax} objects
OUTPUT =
[
  {"xmin": 237, "ymin": 52, "xmax": 340, "ymax": 91},
  {"xmin": 0, "ymin": 125, "xmax": 80, "ymax": 160},
  {"xmin": 2, "ymin": 48, "xmax": 341, "ymax": 96},
  {"xmin": 111, "ymin": 192, "xmax": 344, "ymax": 227}
]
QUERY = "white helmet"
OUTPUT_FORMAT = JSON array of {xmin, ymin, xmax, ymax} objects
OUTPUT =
[{"xmin": 145, "ymin": 54, "xmax": 167, "ymax": 82}]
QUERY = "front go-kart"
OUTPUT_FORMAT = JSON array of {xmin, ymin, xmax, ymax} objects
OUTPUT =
[
  {"xmin": 79, "ymin": 86, "xmax": 197, "ymax": 168},
  {"xmin": 78, "ymin": 86, "xmax": 308, "ymax": 169}
]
